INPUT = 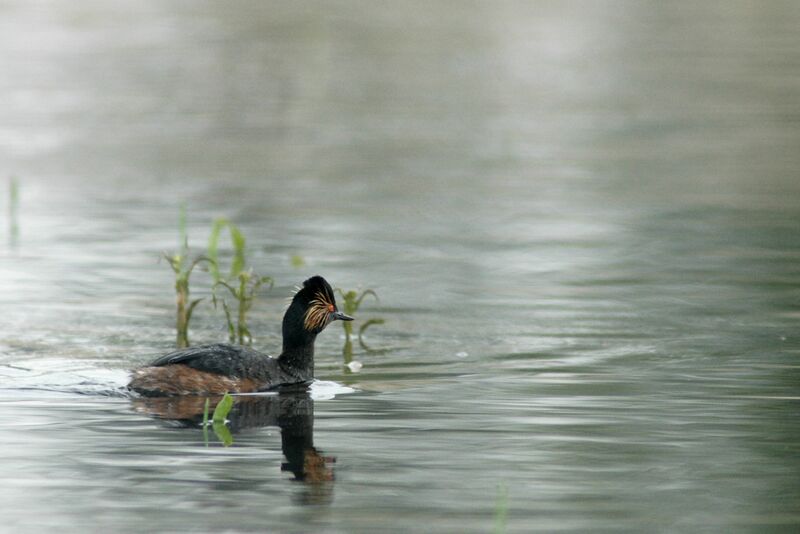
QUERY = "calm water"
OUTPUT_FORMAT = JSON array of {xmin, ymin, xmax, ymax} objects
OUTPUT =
[{"xmin": 1, "ymin": 1, "xmax": 799, "ymax": 532}]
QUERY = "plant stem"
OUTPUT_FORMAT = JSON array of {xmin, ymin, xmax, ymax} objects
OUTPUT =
[
  {"xmin": 238, "ymin": 276, "xmax": 247, "ymax": 345},
  {"xmin": 176, "ymin": 275, "xmax": 189, "ymax": 348},
  {"xmin": 343, "ymin": 320, "xmax": 353, "ymax": 343}
]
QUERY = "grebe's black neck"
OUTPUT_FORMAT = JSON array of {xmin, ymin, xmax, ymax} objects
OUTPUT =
[
  {"xmin": 279, "ymin": 329, "xmax": 317, "ymax": 376},
  {"xmin": 277, "ymin": 275, "xmax": 353, "ymax": 377},
  {"xmin": 277, "ymin": 288, "xmax": 319, "ymax": 374}
]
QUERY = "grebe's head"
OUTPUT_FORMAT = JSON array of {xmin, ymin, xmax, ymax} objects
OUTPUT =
[{"xmin": 289, "ymin": 275, "xmax": 353, "ymax": 335}]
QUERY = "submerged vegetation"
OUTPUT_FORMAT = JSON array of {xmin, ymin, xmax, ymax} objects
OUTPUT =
[{"xmin": 208, "ymin": 218, "xmax": 273, "ymax": 345}]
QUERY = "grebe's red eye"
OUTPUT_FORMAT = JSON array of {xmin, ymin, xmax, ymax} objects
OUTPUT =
[{"xmin": 327, "ymin": 303, "xmax": 335, "ymax": 313}]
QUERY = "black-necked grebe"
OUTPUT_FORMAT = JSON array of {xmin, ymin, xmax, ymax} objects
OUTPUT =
[{"xmin": 129, "ymin": 276, "xmax": 352, "ymax": 396}]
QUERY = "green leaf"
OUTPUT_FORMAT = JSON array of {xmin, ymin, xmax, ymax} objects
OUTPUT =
[
  {"xmin": 207, "ymin": 218, "xmax": 227, "ymax": 282},
  {"xmin": 186, "ymin": 256, "xmax": 213, "ymax": 278},
  {"xmin": 207, "ymin": 218, "xmax": 247, "ymax": 280},
  {"xmin": 335, "ymin": 288, "xmax": 358, "ymax": 316},
  {"xmin": 211, "ymin": 393, "xmax": 235, "ymax": 446},
  {"xmin": 212, "ymin": 392, "xmax": 234, "ymax": 424},
  {"xmin": 253, "ymin": 274, "xmax": 273, "ymax": 292},
  {"xmin": 220, "ymin": 300, "xmax": 235, "ymax": 342},
  {"xmin": 186, "ymin": 298, "xmax": 204, "ymax": 324},
  {"xmin": 358, "ymin": 318, "xmax": 385, "ymax": 340},
  {"xmin": 229, "ymin": 224, "xmax": 246, "ymax": 278},
  {"xmin": 163, "ymin": 253, "xmax": 181, "ymax": 274},
  {"xmin": 212, "ymin": 421, "xmax": 234, "ymax": 447},
  {"xmin": 213, "ymin": 280, "xmax": 238, "ymax": 299}
]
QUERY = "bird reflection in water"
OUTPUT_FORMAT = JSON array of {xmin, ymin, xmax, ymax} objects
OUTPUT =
[{"xmin": 132, "ymin": 392, "xmax": 335, "ymax": 502}]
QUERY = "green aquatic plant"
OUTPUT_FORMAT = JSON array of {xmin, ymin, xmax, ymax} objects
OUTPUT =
[
  {"xmin": 201, "ymin": 394, "xmax": 234, "ymax": 447},
  {"xmin": 493, "ymin": 483, "xmax": 508, "ymax": 534},
  {"xmin": 335, "ymin": 288, "xmax": 385, "ymax": 345},
  {"xmin": 213, "ymin": 418, "xmax": 233, "ymax": 447},
  {"xmin": 342, "ymin": 336, "xmax": 356, "ymax": 371},
  {"xmin": 357, "ymin": 318, "xmax": 385, "ymax": 349},
  {"xmin": 335, "ymin": 288, "xmax": 384, "ymax": 366},
  {"xmin": 165, "ymin": 252, "xmax": 210, "ymax": 348},
  {"xmin": 212, "ymin": 392, "xmax": 234, "ymax": 423},
  {"xmin": 213, "ymin": 270, "xmax": 273, "ymax": 345},
  {"xmin": 208, "ymin": 218, "xmax": 273, "ymax": 345},
  {"xmin": 212, "ymin": 393, "xmax": 234, "ymax": 446},
  {"xmin": 165, "ymin": 206, "xmax": 212, "ymax": 348},
  {"xmin": 207, "ymin": 218, "xmax": 245, "ymax": 282}
]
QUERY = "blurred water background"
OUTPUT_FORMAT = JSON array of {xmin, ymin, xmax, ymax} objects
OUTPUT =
[{"xmin": 1, "ymin": 1, "xmax": 799, "ymax": 532}]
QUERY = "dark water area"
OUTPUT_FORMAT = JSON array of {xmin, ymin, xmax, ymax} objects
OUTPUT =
[{"xmin": 1, "ymin": 1, "xmax": 799, "ymax": 532}]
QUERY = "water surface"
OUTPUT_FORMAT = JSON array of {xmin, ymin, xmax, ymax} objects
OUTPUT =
[{"xmin": 1, "ymin": 1, "xmax": 799, "ymax": 532}]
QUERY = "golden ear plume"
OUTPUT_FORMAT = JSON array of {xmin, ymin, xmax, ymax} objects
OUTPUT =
[{"xmin": 304, "ymin": 290, "xmax": 334, "ymax": 331}]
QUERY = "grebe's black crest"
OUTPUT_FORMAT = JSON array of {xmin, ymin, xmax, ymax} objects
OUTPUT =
[{"xmin": 290, "ymin": 276, "xmax": 352, "ymax": 332}]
